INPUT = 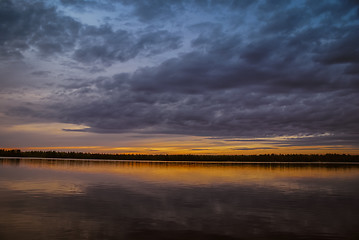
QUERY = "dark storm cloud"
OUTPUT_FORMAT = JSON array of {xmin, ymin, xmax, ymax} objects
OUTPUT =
[
  {"xmin": 0, "ymin": 0, "xmax": 182, "ymax": 64},
  {"xmin": 118, "ymin": 0, "xmax": 184, "ymax": 22},
  {"xmin": 0, "ymin": 0, "xmax": 80, "ymax": 58},
  {"xmin": 21, "ymin": 75, "xmax": 357, "ymax": 147},
  {"xmin": 116, "ymin": 0, "xmax": 252, "ymax": 22},
  {"xmin": 345, "ymin": 64, "xmax": 359, "ymax": 75},
  {"xmin": 314, "ymin": 30, "xmax": 359, "ymax": 65},
  {"xmin": 31, "ymin": 71, "xmax": 51, "ymax": 76},
  {"xmin": 3, "ymin": 0, "xmax": 359, "ymax": 148},
  {"xmin": 261, "ymin": 7, "xmax": 309, "ymax": 34},
  {"xmin": 109, "ymin": 0, "xmax": 259, "ymax": 22},
  {"xmin": 74, "ymin": 26, "xmax": 182, "ymax": 64},
  {"xmin": 60, "ymin": 0, "xmax": 114, "ymax": 10}
]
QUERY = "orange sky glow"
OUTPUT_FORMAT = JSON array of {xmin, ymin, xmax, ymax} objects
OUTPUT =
[{"xmin": 1, "ymin": 122, "xmax": 358, "ymax": 155}]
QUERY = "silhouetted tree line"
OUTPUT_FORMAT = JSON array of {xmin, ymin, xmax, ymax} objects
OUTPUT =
[{"xmin": 1, "ymin": 149, "xmax": 358, "ymax": 162}]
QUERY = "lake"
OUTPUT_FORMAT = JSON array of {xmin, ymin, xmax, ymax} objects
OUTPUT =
[{"xmin": 0, "ymin": 158, "xmax": 359, "ymax": 240}]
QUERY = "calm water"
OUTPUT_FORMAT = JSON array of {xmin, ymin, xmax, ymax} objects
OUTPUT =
[{"xmin": 0, "ymin": 158, "xmax": 359, "ymax": 240}]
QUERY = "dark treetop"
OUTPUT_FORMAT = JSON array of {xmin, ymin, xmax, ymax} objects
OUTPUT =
[{"xmin": 1, "ymin": 149, "xmax": 358, "ymax": 162}]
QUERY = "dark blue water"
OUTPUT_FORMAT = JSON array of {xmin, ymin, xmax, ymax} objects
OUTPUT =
[{"xmin": 0, "ymin": 158, "xmax": 359, "ymax": 240}]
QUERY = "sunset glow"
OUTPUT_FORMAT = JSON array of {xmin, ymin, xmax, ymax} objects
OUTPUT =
[{"xmin": 0, "ymin": 0, "xmax": 358, "ymax": 155}]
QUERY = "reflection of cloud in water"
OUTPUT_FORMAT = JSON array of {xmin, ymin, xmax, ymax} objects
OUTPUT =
[
  {"xmin": 1, "ymin": 158, "xmax": 359, "ymax": 239},
  {"xmin": 1, "ymin": 158, "xmax": 359, "ymax": 192},
  {"xmin": 0, "ymin": 181, "xmax": 85, "ymax": 195},
  {"xmin": 1, "ymin": 178, "xmax": 359, "ymax": 239},
  {"xmin": 0, "ymin": 158, "xmax": 358, "ymax": 201}
]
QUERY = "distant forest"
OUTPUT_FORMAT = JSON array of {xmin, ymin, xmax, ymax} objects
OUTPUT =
[{"xmin": 1, "ymin": 149, "xmax": 359, "ymax": 162}]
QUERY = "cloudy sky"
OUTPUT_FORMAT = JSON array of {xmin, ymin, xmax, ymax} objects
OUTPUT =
[{"xmin": 0, "ymin": 0, "xmax": 358, "ymax": 154}]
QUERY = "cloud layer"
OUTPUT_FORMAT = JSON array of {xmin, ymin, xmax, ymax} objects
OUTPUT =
[{"xmin": 1, "ymin": 0, "xmax": 359, "ymax": 150}]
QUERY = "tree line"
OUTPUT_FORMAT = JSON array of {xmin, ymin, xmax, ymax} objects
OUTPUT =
[{"xmin": 0, "ymin": 149, "xmax": 358, "ymax": 162}]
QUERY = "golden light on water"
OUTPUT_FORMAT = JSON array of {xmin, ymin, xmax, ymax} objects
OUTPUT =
[{"xmin": 2, "ymin": 159, "xmax": 359, "ymax": 188}]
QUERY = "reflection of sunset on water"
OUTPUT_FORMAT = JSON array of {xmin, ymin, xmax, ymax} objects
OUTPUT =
[
  {"xmin": 2, "ymin": 158, "xmax": 359, "ymax": 189},
  {"xmin": 1, "ymin": 158, "xmax": 359, "ymax": 240}
]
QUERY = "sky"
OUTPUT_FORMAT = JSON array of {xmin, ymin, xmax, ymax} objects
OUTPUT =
[{"xmin": 0, "ymin": 0, "xmax": 359, "ymax": 155}]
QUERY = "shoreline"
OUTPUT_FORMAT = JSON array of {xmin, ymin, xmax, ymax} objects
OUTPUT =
[
  {"xmin": 1, "ymin": 149, "xmax": 359, "ymax": 163},
  {"xmin": 1, "ymin": 156, "xmax": 359, "ymax": 164}
]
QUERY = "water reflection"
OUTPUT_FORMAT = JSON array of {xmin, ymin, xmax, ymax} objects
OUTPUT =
[{"xmin": 0, "ymin": 158, "xmax": 359, "ymax": 240}]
